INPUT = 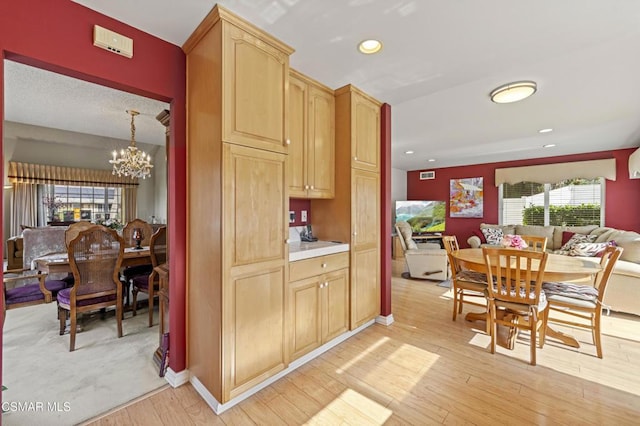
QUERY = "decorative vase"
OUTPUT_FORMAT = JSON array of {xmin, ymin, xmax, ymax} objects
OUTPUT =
[{"xmin": 132, "ymin": 227, "xmax": 144, "ymax": 250}]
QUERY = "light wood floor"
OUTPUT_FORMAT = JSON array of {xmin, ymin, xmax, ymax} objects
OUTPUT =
[{"xmin": 86, "ymin": 266, "xmax": 640, "ymax": 425}]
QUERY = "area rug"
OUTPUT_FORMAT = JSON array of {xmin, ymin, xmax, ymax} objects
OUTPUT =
[{"xmin": 2, "ymin": 303, "xmax": 165, "ymax": 425}]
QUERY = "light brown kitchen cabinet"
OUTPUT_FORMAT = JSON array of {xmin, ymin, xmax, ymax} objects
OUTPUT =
[
  {"xmin": 183, "ymin": 5, "xmax": 293, "ymax": 405},
  {"xmin": 288, "ymin": 69, "xmax": 335, "ymax": 198},
  {"xmin": 335, "ymin": 85, "xmax": 380, "ymax": 173},
  {"xmin": 289, "ymin": 253, "xmax": 349, "ymax": 360},
  {"xmin": 311, "ymin": 84, "xmax": 382, "ymax": 330}
]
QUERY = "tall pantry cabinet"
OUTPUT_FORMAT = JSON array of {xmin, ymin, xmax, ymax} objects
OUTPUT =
[
  {"xmin": 183, "ymin": 5, "xmax": 293, "ymax": 404},
  {"xmin": 312, "ymin": 84, "xmax": 382, "ymax": 329}
]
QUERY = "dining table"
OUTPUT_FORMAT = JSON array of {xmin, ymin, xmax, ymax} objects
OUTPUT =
[
  {"xmin": 451, "ymin": 247, "xmax": 603, "ymax": 348},
  {"xmin": 33, "ymin": 246, "xmax": 152, "ymax": 275}
]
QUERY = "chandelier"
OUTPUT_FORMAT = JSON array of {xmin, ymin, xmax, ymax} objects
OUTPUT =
[{"xmin": 109, "ymin": 110, "xmax": 153, "ymax": 179}]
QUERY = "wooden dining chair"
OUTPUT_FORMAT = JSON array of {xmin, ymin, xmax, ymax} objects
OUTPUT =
[
  {"xmin": 482, "ymin": 246, "xmax": 549, "ymax": 365},
  {"xmin": 442, "ymin": 236, "xmax": 489, "ymax": 329},
  {"xmin": 519, "ymin": 235, "xmax": 548, "ymax": 252},
  {"xmin": 121, "ymin": 219, "xmax": 154, "ymax": 305},
  {"xmin": 131, "ymin": 226, "xmax": 167, "ymax": 327},
  {"xmin": 542, "ymin": 246, "xmax": 622, "ymax": 358},
  {"xmin": 57, "ymin": 225, "xmax": 124, "ymax": 351}
]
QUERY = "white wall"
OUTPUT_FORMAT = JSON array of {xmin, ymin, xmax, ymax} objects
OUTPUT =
[{"xmin": 3, "ymin": 121, "xmax": 167, "ymax": 239}]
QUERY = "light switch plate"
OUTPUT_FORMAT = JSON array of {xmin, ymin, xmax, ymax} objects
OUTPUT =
[
  {"xmin": 289, "ymin": 211, "xmax": 295, "ymax": 223},
  {"xmin": 301, "ymin": 210, "xmax": 307, "ymax": 222}
]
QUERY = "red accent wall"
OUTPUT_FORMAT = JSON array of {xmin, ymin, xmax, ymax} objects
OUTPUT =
[
  {"xmin": 407, "ymin": 149, "xmax": 640, "ymax": 247},
  {"xmin": 0, "ymin": 0, "xmax": 187, "ymax": 380},
  {"xmin": 289, "ymin": 199, "xmax": 311, "ymax": 227},
  {"xmin": 380, "ymin": 104, "xmax": 392, "ymax": 317}
]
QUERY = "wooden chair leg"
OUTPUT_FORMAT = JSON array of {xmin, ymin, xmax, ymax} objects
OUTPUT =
[
  {"xmin": 58, "ymin": 306, "xmax": 66, "ymax": 335},
  {"xmin": 69, "ymin": 309, "xmax": 77, "ymax": 352},
  {"xmin": 539, "ymin": 307, "xmax": 548, "ymax": 348},
  {"xmin": 131, "ymin": 288, "xmax": 139, "ymax": 317},
  {"xmin": 489, "ymin": 301, "xmax": 497, "ymax": 354},
  {"xmin": 148, "ymin": 287, "xmax": 154, "ymax": 328},
  {"xmin": 530, "ymin": 315, "xmax": 537, "ymax": 366},
  {"xmin": 117, "ymin": 300, "xmax": 123, "ymax": 338},
  {"xmin": 594, "ymin": 310, "xmax": 603, "ymax": 358},
  {"xmin": 452, "ymin": 287, "xmax": 459, "ymax": 321}
]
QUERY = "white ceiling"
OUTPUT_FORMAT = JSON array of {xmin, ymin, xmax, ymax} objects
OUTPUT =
[{"xmin": 9, "ymin": 0, "xmax": 640, "ymax": 170}]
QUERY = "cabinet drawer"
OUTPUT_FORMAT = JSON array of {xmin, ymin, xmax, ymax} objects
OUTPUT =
[{"xmin": 289, "ymin": 252, "xmax": 349, "ymax": 282}]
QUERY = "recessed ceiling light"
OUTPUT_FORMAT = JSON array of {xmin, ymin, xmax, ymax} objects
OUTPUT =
[
  {"xmin": 358, "ymin": 39, "xmax": 382, "ymax": 54},
  {"xmin": 543, "ymin": 144, "xmax": 556, "ymax": 148},
  {"xmin": 539, "ymin": 128, "xmax": 553, "ymax": 133},
  {"xmin": 427, "ymin": 158, "xmax": 436, "ymax": 162},
  {"xmin": 404, "ymin": 150, "xmax": 415, "ymax": 155},
  {"xmin": 490, "ymin": 81, "xmax": 537, "ymax": 103}
]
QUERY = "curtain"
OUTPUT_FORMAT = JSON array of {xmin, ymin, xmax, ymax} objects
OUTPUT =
[
  {"xmin": 123, "ymin": 187, "xmax": 138, "ymax": 223},
  {"xmin": 8, "ymin": 161, "xmax": 139, "ymax": 188},
  {"xmin": 10, "ymin": 183, "xmax": 37, "ymax": 236}
]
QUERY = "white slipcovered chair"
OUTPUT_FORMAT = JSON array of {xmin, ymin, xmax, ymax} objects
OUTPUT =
[{"xmin": 395, "ymin": 221, "xmax": 449, "ymax": 281}]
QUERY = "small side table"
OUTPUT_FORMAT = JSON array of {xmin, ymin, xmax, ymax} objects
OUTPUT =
[{"xmin": 153, "ymin": 263, "xmax": 170, "ymax": 375}]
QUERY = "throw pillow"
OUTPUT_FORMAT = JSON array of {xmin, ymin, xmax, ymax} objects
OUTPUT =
[
  {"xmin": 559, "ymin": 233, "xmax": 597, "ymax": 252},
  {"xmin": 561, "ymin": 231, "xmax": 575, "ymax": 246},
  {"xmin": 569, "ymin": 242, "xmax": 610, "ymax": 257},
  {"xmin": 481, "ymin": 227, "xmax": 504, "ymax": 245},
  {"xmin": 472, "ymin": 229, "xmax": 486, "ymax": 244}
]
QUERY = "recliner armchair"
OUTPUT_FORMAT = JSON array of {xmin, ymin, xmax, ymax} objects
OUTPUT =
[{"xmin": 395, "ymin": 221, "xmax": 449, "ymax": 281}]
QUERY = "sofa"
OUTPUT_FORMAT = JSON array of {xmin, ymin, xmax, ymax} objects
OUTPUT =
[{"xmin": 467, "ymin": 224, "xmax": 640, "ymax": 316}]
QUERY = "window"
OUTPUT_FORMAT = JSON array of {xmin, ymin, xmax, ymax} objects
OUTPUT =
[
  {"xmin": 40, "ymin": 184, "xmax": 122, "ymax": 224},
  {"xmin": 500, "ymin": 178, "xmax": 603, "ymax": 226}
]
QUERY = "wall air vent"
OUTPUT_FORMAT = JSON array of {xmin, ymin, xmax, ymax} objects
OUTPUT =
[
  {"xmin": 419, "ymin": 171, "xmax": 435, "ymax": 180},
  {"xmin": 93, "ymin": 25, "xmax": 133, "ymax": 58}
]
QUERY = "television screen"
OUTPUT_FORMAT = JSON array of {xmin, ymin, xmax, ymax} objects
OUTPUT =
[{"xmin": 395, "ymin": 200, "xmax": 446, "ymax": 233}]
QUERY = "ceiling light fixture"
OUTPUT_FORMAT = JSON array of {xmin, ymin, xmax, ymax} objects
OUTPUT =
[
  {"xmin": 543, "ymin": 144, "xmax": 556, "ymax": 148},
  {"xmin": 109, "ymin": 110, "xmax": 153, "ymax": 179},
  {"xmin": 404, "ymin": 150, "xmax": 415, "ymax": 155},
  {"xmin": 358, "ymin": 39, "xmax": 382, "ymax": 54},
  {"xmin": 539, "ymin": 128, "xmax": 553, "ymax": 133},
  {"xmin": 490, "ymin": 80, "xmax": 537, "ymax": 104},
  {"xmin": 427, "ymin": 158, "xmax": 436, "ymax": 162}
]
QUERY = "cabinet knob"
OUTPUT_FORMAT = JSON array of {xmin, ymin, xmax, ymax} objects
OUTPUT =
[
  {"xmin": 310, "ymin": 185, "xmax": 314, "ymax": 190},
  {"xmin": 286, "ymin": 139, "xmax": 291, "ymax": 145},
  {"xmin": 354, "ymin": 156, "xmax": 358, "ymax": 161},
  {"xmin": 285, "ymin": 239, "xmax": 291, "ymax": 244},
  {"xmin": 353, "ymin": 232, "xmax": 358, "ymax": 236},
  {"xmin": 319, "ymin": 283, "xmax": 324, "ymax": 288},
  {"xmin": 321, "ymin": 263, "xmax": 327, "ymax": 268},
  {"xmin": 304, "ymin": 185, "xmax": 309, "ymax": 189},
  {"xmin": 324, "ymin": 281, "xmax": 329, "ymax": 287}
]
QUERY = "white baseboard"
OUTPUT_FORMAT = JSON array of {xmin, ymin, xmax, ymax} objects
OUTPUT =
[
  {"xmin": 375, "ymin": 314, "xmax": 395, "ymax": 326},
  {"xmin": 191, "ymin": 319, "xmax": 375, "ymax": 415},
  {"xmin": 164, "ymin": 367, "xmax": 190, "ymax": 388}
]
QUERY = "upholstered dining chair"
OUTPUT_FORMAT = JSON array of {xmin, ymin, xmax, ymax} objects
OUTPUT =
[
  {"xmin": 395, "ymin": 221, "xmax": 449, "ymax": 281},
  {"xmin": 519, "ymin": 235, "xmax": 548, "ymax": 252},
  {"xmin": 442, "ymin": 236, "xmax": 489, "ymax": 330},
  {"xmin": 57, "ymin": 225, "xmax": 124, "ymax": 351},
  {"xmin": 542, "ymin": 245, "xmax": 622, "ymax": 358},
  {"xmin": 121, "ymin": 219, "xmax": 154, "ymax": 305},
  {"xmin": 482, "ymin": 247, "xmax": 549, "ymax": 366},
  {"xmin": 131, "ymin": 226, "xmax": 167, "ymax": 327},
  {"xmin": 2, "ymin": 270, "xmax": 68, "ymax": 321}
]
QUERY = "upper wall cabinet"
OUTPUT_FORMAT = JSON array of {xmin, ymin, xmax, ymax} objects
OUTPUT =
[
  {"xmin": 289, "ymin": 70, "xmax": 335, "ymax": 199},
  {"xmin": 220, "ymin": 20, "xmax": 291, "ymax": 153},
  {"xmin": 335, "ymin": 86, "xmax": 380, "ymax": 172}
]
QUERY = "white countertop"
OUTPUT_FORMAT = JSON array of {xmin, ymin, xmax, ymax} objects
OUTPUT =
[{"xmin": 289, "ymin": 240, "xmax": 350, "ymax": 262}]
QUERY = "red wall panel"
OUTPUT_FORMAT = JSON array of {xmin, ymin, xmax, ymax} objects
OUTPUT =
[
  {"xmin": 0, "ymin": 0, "xmax": 187, "ymax": 375},
  {"xmin": 407, "ymin": 149, "xmax": 640, "ymax": 247}
]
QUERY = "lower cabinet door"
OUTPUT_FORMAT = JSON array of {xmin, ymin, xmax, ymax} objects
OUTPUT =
[
  {"xmin": 322, "ymin": 268, "xmax": 349, "ymax": 342},
  {"xmin": 351, "ymin": 247, "xmax": 380, "ymax": 329},
  {"xmin": 289, "ymin": 276, "xmax": 322, "ymax": 360}
]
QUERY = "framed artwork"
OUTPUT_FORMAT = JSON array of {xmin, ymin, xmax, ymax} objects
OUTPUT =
[
  {"xmin": 450, "ymin": 177, "xmax": 483, "ymax": 218},
  {"xmin": 80, "ymin": 210, "xmax": 91, "ymax": 220}
]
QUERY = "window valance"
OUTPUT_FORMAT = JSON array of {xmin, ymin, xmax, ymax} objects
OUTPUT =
[
  {"xmin": 7, "ymin": 162, "xmax": 139, "ymax": 188},
  {"xmin": 494, "ymin": 158, "xmax": 616, "ymax": 186}
]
